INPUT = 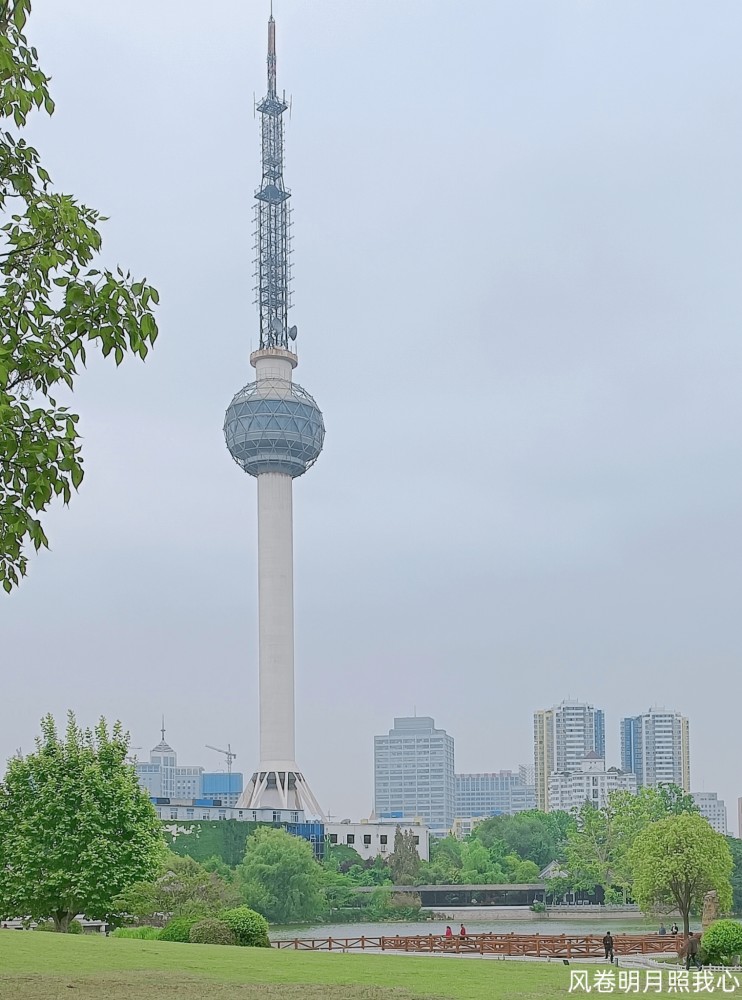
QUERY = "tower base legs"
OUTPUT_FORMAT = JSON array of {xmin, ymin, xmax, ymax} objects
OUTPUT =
[{"xmin": 235, "ymin": 766, "xmax": 325, "ymax": 819}]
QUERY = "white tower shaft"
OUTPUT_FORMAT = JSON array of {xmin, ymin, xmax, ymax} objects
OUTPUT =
[{"xmin": 257, "ymin": 469, "xmax": 295, "ymax": 766}]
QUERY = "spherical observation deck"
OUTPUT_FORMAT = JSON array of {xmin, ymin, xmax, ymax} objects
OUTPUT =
[{"xmin": 224, "ymin": 378, "xmax": 324, "ymax": 478}]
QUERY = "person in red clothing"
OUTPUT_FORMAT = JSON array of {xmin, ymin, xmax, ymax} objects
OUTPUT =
[
  {"xmin": 459, "ymin": 924, "xmax": 467, "ymax": 939},
  {"xmin": 445, "ymin": 925, "xmax": 453, "ymax": 939}
]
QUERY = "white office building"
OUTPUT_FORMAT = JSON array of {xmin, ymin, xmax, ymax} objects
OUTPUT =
[
  {"xmin": 534, "ymin": 700, "xmax": 606, "ymax": 812},
  {"xmin": 620, "ymin": 708, "xmax": 691, "ymax": 791},
  {"xmin": 692, "ymin": 792, "xmax": 728, "ymax": 835},
  {"xmin": 326, "ymin": 821, "xmax": 430, "ymax": 862},
  {"xmin": 548, "ymin": 753, "xmax": 637, "ymax": 813},
  {"xmin": 374, "ymin": 716, "xmax": 455, "ymax": 835},
  {"xmin": 455, "ymin": 770, "xmax": 536, "ymax": 819}
]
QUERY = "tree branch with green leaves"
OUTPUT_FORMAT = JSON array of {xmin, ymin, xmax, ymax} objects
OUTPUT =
[{"xmin": 0, "ymin": 0, "xmax": 159, "ymax": 591}]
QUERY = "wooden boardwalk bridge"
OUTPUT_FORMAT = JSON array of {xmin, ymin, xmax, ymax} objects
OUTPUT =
[{"xmin": 273, "ymin": 932, "xmax": 680, "ymax": 958}]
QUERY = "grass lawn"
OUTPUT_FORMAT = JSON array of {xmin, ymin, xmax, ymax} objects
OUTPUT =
[{"xmin": 0, "ymin": 931, "xmax": 739, "ymax": 1000}]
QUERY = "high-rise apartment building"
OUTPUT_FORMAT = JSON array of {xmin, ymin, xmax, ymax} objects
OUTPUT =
[
  {"xmin": 534, "ymin": 700, "xmax": 605, "ymax": 811},
  {"xmin": 374, "ymin": 717, "xmax": 455, "ymax": 835},
  {"xmin": 692, "ymin": 792, "xmax": 727, "ymax": 835},
  {"xmin": 620, "ymin": 708, "xmax": 690, "ymax": 791},
  {"xmin": 455, "ymin": 770, "xmax": 536, "ymax": 819}
]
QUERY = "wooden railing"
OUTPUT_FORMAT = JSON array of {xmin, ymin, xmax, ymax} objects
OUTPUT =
[{"xmin": 272, "ymin": 932, "xmax": 680, "ymax": 957}]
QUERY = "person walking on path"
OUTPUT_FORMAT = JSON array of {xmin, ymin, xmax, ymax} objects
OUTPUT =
[
  {"xmin": 685, "ymin": 932, "xmax": 701, "ymax": 970},
  {"xmin": 445, "ymin": 925, "xmax": 452, "ymax": 939},
  {"xmin": 603, "ymin": 931, "xmax": 615, "ymax": 963},
  {"xmin": 659, "ymin": 924, "xmax": 667, "ymax": 936},
  {"xmin": 459, "ymin": 924, "xmax": 467, "ymax": 940},
  {"xmin": 671, "ymin": 923, "xmax": 679, "ymax": 937}
]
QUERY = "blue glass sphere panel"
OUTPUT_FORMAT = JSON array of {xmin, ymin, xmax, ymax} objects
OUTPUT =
[{"xmin": 224, "ymin": 380, "xmax": 324, "ymax": 478}]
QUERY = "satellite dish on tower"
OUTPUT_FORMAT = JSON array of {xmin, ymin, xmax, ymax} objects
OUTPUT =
[
  {"xmin": 288, "ymin": 325, "xmax": 298, "ymax": 341},
  {"xmin": 270, "ymin": 316, "xmax": 283, "ymax": 336}
]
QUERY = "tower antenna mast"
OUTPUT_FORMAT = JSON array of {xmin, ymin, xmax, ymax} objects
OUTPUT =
[{"xmin": 255, "ymin": 7, "xmax": 291, "ymax": 351}]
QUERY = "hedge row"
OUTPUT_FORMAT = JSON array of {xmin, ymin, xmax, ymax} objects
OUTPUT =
[{"xmin": 112, "ymin": 907, "xmax": 270, "ymax": 948}]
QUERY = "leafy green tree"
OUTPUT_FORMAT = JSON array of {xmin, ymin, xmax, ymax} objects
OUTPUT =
[
  {"xmin": 344, "ymin": 856, "xmax": 392, "ymax": 887},
  {"xmin": 389, "ymin": 826, "xmax": 421, "ymax": 885},
  {"xmin": 630, "ymin": 813, "xmax": 733, "ymax": 935},
  {"xmin": 459, "ymin": 839, "xmax": 507, "ymax": 883},
  {"xmin": 238, "ymin": 827, "xmax": 324, "ymax": 923},
  {"xmin": 201, "ymin": 855, "xmax": 237, "ymax": 884},
  {"xmin": 0, "ymin": 712, "xmax": 165, "ymax": 931},
  {"xmin": 725, "ymin": 837, "xmax": 742, "ymax": 914},
  {"xmin": 0, "ymin": 0, "xmax": 159, "ymax": 591},
  {"xmin": 656, "ymin": 785, "xmax": 700, "ymax": 816},
  {"xmin": 473, "ymin": 810, "xmax": 575, "ymax": 870},
  {"xmin": 322, "ymin": 843, "xmax": 364, "ymax": 873},
  {"xmin": 504, "ymin": 855, "xmax": 541, "ymax": 884},
  {"xmin": 419, "ymin": 835, "xmax": 463, "ymax": 884},
  {"xmin": 558, "ymin": 786, "xmax": 702, "ymax": 903},
  {"xmin": 114, "ymin": 852, "xmax": 240, "ymax": 923}
]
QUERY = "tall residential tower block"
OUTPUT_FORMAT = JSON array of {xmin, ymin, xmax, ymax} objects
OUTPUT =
[
  {"xmin": 620, "ymin": 708, "xmax": 690, "ymax": 792},
  {"xmin": 533, "ymin": 700, "xmax": 605, "ymax": 811}
]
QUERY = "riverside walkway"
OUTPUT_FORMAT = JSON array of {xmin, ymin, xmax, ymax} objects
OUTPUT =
[{"xmin": 273, "ymin": 932, "xmax": 680, "ymax": 957}]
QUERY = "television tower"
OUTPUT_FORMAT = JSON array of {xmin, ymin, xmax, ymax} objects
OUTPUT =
[{"xmin": 224, "ymin": 11, "xmax": 324, "ymax": 817}]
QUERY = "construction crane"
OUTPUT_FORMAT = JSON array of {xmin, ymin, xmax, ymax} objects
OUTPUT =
[{"xmin": 206, "ymin": 743, "xmax": 237, "ymax": 780}]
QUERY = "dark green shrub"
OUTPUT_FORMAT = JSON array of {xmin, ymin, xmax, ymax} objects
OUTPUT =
[
  {"xmin": 68, "ymin": 919, "xmax": 82, "ymax": 934},
  {"xmin": 158, "ymin": 916, "xmax": 200, "ymax": 942},
  {"xmin": 220, "ymin": 906, "xmax": 270, "ymax": 948},
  {"xmin": 702, "ymin": 920, "xmax": 742, "ymax": 966},
  {"xmin": 189, "ymin": 918, "xmax": 236, "ymax": 946},
  {"xmin": 34, "ymin": 921, "xmax": 55, "ymax": 932}
]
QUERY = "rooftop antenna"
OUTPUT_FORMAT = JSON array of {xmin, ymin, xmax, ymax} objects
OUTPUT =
[
  {"xmin": 161, "ymin": 715, "xmax": 166, "ymax": 743},
  {"xmin": 206, "ymin": 743, "xmax": 237, "ymax": 780}
]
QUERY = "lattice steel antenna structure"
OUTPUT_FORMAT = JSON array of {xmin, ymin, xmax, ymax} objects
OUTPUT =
[
  {"xmin": 255, "ymin": 13, "xmax": 292, "ymax": 351},
  {"xmin": 224, "ymin": 10, "xmax": 325, "ymax": 819}
]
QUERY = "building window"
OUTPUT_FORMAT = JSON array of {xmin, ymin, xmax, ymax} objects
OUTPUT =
[
  {"xmin": 329, "ymin": 834, "xmax": 337, "ymax": 844},
  {"xmin": 363, "ymin": 834, "xmax": 371, "ymax": 846},
  {"xmin": 169, "ymin": 810, "xmax": 178, "ymax": 819},
  {"xmin": 413, "ymin": 836, "xmax": 419, "ymax": 845},
  {"xmin": 346, "ymin": 834, "xmax": 355, "ymax": 845},
  {"xmin": 380, "ymin": 835, "xmax": 387, "ymax": 845}
]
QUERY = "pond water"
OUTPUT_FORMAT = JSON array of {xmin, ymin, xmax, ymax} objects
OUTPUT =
[{"xmin": 270, "ymin": 918, "xmax": 677, "ymax": 940}]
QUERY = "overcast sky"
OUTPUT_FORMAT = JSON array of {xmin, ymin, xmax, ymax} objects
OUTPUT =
[{"xmin": 2, "ymin": 1, "xmax": 741, "ymax": 830}]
